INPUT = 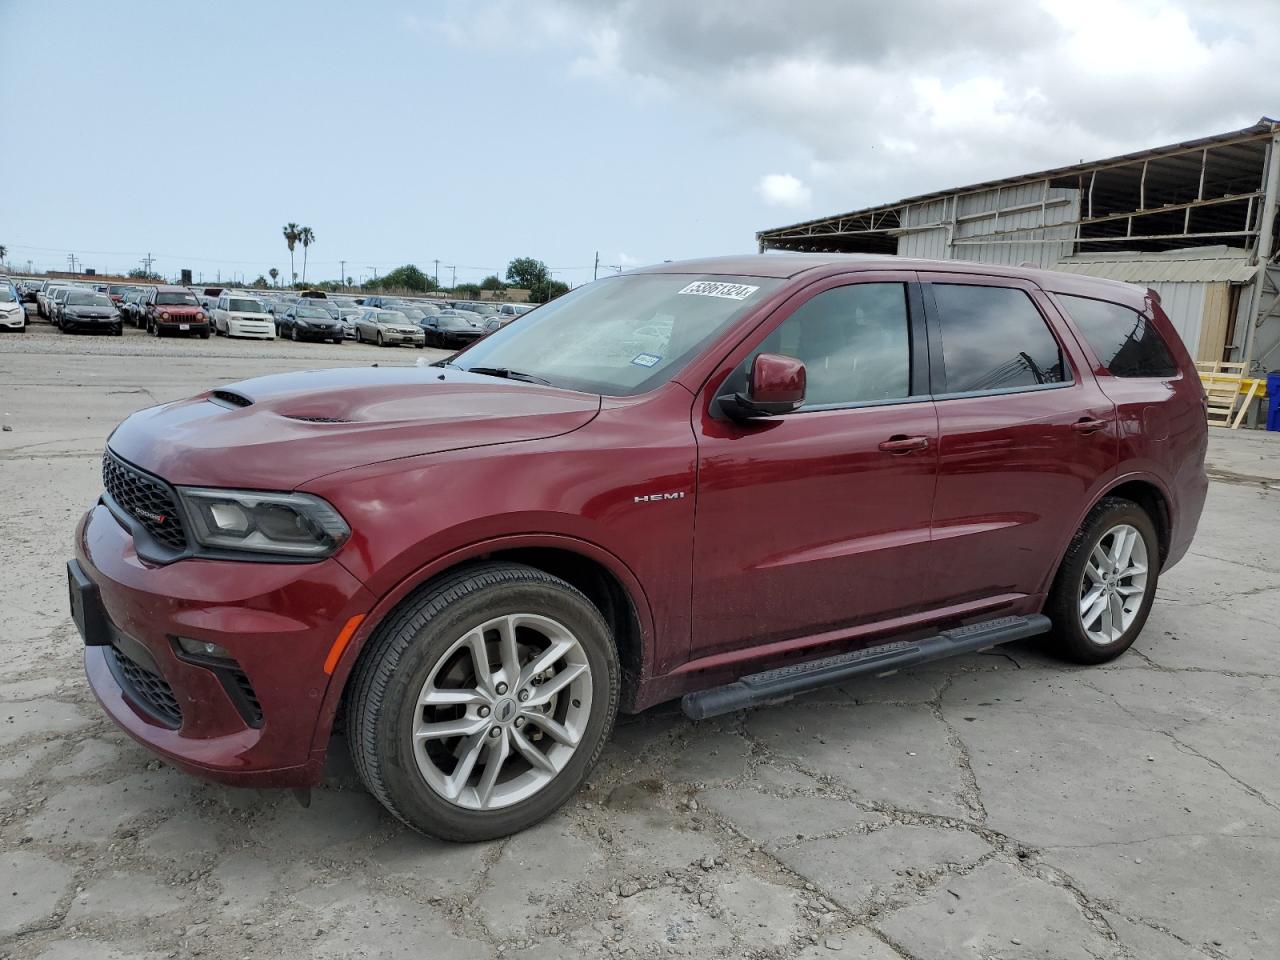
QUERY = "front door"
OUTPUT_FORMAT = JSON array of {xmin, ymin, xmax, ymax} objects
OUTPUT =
[{"xmin": 690, "ymin": 274, "xmax": 940, "ymax": 660}]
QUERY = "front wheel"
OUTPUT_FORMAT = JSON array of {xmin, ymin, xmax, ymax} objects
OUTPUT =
[
  {"xmin": 348, "ymin": 562, "xmax": 620, "ymax": 842},
  {"xmin": 1045, "ymin": 497, "xmax": 1160, "ymax": 664},
  {"xmin": 376, "ymin": 330, "xmax": 385, "ymax": 347}
]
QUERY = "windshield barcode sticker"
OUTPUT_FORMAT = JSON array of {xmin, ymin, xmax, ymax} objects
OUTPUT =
[
  {"xmin": 677, "ymin": 281, "xmax": 760, "ymax": 301},
  {"xmin": 631, "ymin": 353, "xmax": 662, "ymax": 368}
]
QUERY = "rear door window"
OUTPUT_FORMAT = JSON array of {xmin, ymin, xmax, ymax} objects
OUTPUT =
[
  {"xmin": 1056, "ymin": 294, "xmax": 1178, "ymax": 378},
  {"xmin": 930, "ymin": 284, "xmax": 1069, "ymax": 393}
]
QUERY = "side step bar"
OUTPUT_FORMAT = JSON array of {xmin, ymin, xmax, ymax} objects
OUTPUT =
[{"xmin": 680, "ymin": 614, "xmax": 1051, "ymax": 721}]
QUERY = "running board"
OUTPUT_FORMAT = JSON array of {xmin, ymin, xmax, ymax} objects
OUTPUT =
[{"xmin": 680, "ymin": 614, "xmax": 1051, "ymax": 721}]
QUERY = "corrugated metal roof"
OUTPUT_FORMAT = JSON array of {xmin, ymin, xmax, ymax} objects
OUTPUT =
[
  {"xmin": 1051, "ymin": 254, "xmax": 1258, "ymax": 284},
  {"xmin": 759, "ymin": 118, "xmax": 1277, "ymax": 240}
]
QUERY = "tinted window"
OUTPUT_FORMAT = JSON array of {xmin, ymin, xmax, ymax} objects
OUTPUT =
[
  {"xmin": 1057, "ymin": 294, "xmax": 1178, "ymax": 378},
  {"xmin": 932, "ymin": 284, "xmax": 1068, "ymax": 393},
  {"xmin": 753, "ymin": 283, "xmax": 911, "ymax": 407},
  {"xmin": 155, "ymin": 292, "xmax": 199, "ymax": 306}
]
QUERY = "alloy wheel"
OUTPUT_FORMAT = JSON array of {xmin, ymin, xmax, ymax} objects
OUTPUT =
[
  {"xmin": 412, "ymin": 613, "xmax": 593, "ymax": 811},
  {"xmin": 1079, "ymin": 523, "xmax": 1149, "ymax": 645}
]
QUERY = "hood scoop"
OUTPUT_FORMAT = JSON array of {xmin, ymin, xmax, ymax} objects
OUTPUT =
[
  {"xmin": 210, "ymin": 389, "xmax": 253, "ymax": 409},
  {"xmin": 283, "ymin": 414, "xmax": 353, "ymax": 423}
]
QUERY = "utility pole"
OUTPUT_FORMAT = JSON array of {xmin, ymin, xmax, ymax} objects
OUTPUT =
[
  {"xmin": 367, "ymin": 266, "xmax": 378, "ymax": 282},
  {"xmin": 433, "ymin": 259, "xmax": 440, "ymax": 289},
  {"xmin": 340, "ymin": 260, "xmax": 346, "ymax": 291},
  {"xmin": 593, "ymin": 251, "xmax": 599, "ymax": 281},
  {"xmin": 141, "ymin": 252, "xmax": 155, "ymax": 276},
  {"xmin": 450, "ymin": 265, "xmax": 456, "ymax": 290}
]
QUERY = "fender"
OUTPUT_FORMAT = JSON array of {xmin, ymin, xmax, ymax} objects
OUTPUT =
[
  {"xmin": 1036, "ymin": 468, "xmax": 1175, "ymax": 598},
  {"xmin": 307, "ymin": 531, "xmax": 658, "ymax": 758}
]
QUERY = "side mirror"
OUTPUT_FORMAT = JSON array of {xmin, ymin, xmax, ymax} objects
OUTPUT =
[{"xmin": 721, "ymin": 353, "xmax": 806, "ymax": 420}]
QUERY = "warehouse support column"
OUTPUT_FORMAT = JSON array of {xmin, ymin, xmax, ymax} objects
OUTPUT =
[{"xmin": 1242, "ymin": 128, "xmax": 1280, "ymax": 368}]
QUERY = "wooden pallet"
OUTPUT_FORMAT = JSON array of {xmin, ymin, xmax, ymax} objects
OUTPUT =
[{"xmin": 1196, "ymin": 361, "xmax": 1250, "ymax": 428}]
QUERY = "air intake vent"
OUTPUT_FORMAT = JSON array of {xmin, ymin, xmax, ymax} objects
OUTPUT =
[
  {"xmin": 210, "ymin": 390, "xmax": 253, "ymax": 408},
  {"xmin": 283, "ymin": 414, "xmax": 352, "ymax": 423}
]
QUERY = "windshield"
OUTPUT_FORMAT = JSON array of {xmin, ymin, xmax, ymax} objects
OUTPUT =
[
  {"xmin": 376, "ymin": 312, "xmax": 408, "ymax": 324},
  {"xmin": 296, "ymin": 306, "xmax": 330, "ymax": 318},
  {"xmin": 68, "ymin": 292, "xmax": 112, "ymax": 307},
  {"xmin": 228, "ymin": 298, "xmax": 264, "ymax": 312},
  {"xmin": 156, "ymin": 292, "xmax": 198, "ymax": 306},
  {"xmin": 0, "ymin": 288, "xmax": 14, "ymax": 302},
  {"xmin": 455, "ymin": 274, "xmax": 780, "ymax": 396}
]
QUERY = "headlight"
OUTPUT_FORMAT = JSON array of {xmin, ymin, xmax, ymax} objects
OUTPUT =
[
  {"xmin": 160, "ymin": 311, "xmax": 170, "ymax": 320},
  {"xmin": 198, "ymin": 311, "xmax": 207, "ymax": 320},
  {"xmin": 176, "ymin": 488, "xmax": 350, "ymax": 557}
]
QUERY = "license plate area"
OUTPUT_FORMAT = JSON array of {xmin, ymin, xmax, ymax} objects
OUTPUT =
[
  {"xmin": 67, "ymin": 560, "xmax": 111, "ymax": 646},
  {"xmin": 179, "ymin": 323, "xmax": 190, "ymax": 331}
]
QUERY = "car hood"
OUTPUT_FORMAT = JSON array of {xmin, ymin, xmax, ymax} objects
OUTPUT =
[{"xmin": 107, "ymin": 366, "xmax": 602, "ymax": 488}]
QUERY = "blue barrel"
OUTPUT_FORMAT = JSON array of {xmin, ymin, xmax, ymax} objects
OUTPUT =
[{"xmin": 1268, "ymin": 371, "xmax": 1280, "ymax": 431}]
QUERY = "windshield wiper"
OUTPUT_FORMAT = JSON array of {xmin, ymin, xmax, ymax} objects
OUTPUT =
[{"xmin": 465, "ymin": 366, "xmax": 553, "ymax": 386}]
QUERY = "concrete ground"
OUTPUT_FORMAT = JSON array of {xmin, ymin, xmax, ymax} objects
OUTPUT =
[{"xmin": 2, "ymin": 322, "xmax": 1278, "ymax": 960}]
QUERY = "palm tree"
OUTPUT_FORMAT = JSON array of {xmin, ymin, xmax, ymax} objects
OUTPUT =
[
  {"xmin": 282, "ymin": 224, "xmax": 300, "ymax": 287},
  {"xmin": 298, "ymin": 227, "xmax": 316, "ymax": 285},
  {"xmin": 269, "ymin": 267, "xmax": 279, "ymax": 288}
]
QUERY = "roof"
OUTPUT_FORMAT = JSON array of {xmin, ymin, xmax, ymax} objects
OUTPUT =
[
  {"xmin": 759, "ymin": 118, "xmax": 1278, "ymax": 240},
  {"xmin": 630, "ymin": 253, "xmax": 867, "ymax": 278},
  {"xmin": 1053, "ymin": 247, "xmax": 1259, "ymax": 284}
]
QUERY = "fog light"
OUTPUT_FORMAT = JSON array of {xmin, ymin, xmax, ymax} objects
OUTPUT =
[{"xmin": 176, "ymin": 637, "xmax": 234, "ymax": 661}]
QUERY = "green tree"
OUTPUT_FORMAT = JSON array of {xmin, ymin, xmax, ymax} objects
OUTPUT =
[
  {"xmin": 365, "ymin": 264, "xmax": 437, "ymax": 292},
  {"xmin": 252, "ymin": 275, "xmax": 269, "ymax": 288},
  {"xmin": 454, "ymin": 282, "xmax": 482, "ymax": 298},
  {"xmin": 479, "ymin": 274, "xmax": 506, "ymax": 292},
  {"xmin": 269, "ymin": 267, "xmax": 279, "ymax": 287},
  {"xmin": 0, "ymin": 244, "xmax": 7, "ymax": 264},
  {"xmin": 127, "ymin": 267, "xmax": 162, "ymax": 281},
  {"xmin": 298, "ymin": 226, "xmax": 315, "ymax": 284},
  {"xmin": 505, "ymin": 257, "xmax": 550, "ymax": 290},
  {"xmin": 282, "ymin": 224, "xmax": 300, "ymax": 285},
  {"xmin": 543, "ymin": 279, "xmax": 570, "ymax": 302}
]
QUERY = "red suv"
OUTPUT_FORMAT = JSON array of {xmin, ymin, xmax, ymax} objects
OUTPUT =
[
  {"xmin": 69, "ymin": 255, "xmax": 1207, "ymax": 841},
  {"xmin": 141, "ymin": 285, "xmax": 211, "ymax": 338}
]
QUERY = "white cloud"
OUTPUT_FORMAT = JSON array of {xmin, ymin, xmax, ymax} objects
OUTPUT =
[
  {"xmin": 432, "ymin": 1, "xmax": 1280, "ymax": 210},
  {"xmin": 756, "ymin": 174, "xmax": 812, "ymax": 209}
]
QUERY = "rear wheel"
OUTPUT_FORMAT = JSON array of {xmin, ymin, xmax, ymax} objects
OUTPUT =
[
  {"xmin": 1045, "ymin": 497, "xmax": 1159, "ymax": 664},
  {"xmin": 348, "ymin": 562, "xmax": 619, "ymax": 842}
]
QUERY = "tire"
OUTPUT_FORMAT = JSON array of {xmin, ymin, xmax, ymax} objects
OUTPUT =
[
  {"xmin": 376, "ymin": 330, "xmax": 385, "ymax": 347},
  {"xmin": 1045, "ymin": 496, "xmax": 1160, "ymax": 664},
  {"xmin": 112, "ymin": 324, "xmax": 122, "ymax": 337},
  {"xmin": 149, "ymin": 320, "xmax": 160, "ymax": 337},
  {"xmin": 355, "ymin": 328, "xmax": 363, "ymax": 343},
  {"xmin": 348, "ymin": 562, "xmax": 620, "ymax": 842}
]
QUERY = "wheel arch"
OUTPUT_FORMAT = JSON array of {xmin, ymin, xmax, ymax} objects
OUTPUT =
[
  {"xmin": 1041, "ymin": 472, "xmax": 1173, "ymax": 598},
  {"xmin": 312, "ymin": 535, "xmax": 654, "ymax": 756}
]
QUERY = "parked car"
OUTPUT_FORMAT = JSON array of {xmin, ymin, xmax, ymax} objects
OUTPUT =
[
  {"xmin": 105, "ymin": 284, "xmax": 140, "ymax": 307},
  {"xmin": 68, "ymin": 254, "xmax": 1207, "ymax": 842},
  {"xmin": 498, "ymin": 303, "xmax": 534, "ymax": 319},
  {"xmin": 421, "ymin": 309, "xmax": 485, "ymax": 348},
  {"xmin": 49, "ymin": 287, "xmax": 77, "ymax": 326},
  {"xmin": 0, "ymin": 282, "xmax": 25, "ymax": 332},
  {"xmin": 120, "ymin": 289, "xmax": 149, "ymax": 328},
  {"xmin": 18, "ymin": 279, "xmax": 41, "ymax": 303},
  {"xmin": 59, "ymin": 290, "xmax": 122, "ymax": 335},
  {"xmin": 277, "ymin": 302, "xmax": 345, "ymax": 343},
  {"xmin": 37, "ymin": 282, "xmax": 71, "ymax": 319},
  {"xmin": 142, "ymin": 286, "xmax": 211, "ymax": 338},
  {"xmin": 353, "ymin": 308, "xmax": 425, "ymax": 347},
  {"xmin": 212, "ymin": 294, "xmax": 275, "ymax": 339}
]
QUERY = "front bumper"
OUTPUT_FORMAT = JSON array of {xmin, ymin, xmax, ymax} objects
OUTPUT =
[
  {"xmin": 157, "ymin": 317, "xmax": 210, "ymax": 334},
  {"xmin": 441, "ymin": 332, "xmax": 483, "ymax": 347},
  {"xmin": 0, "ymin": 311, "xmax": 25, "ymax": 329},
  {"xmin": 226, "ymin": 318, "xmax": 274, "ymax": 338},
  {"xmin": 72, "ymin": 504, "xmax": 375, "ymax": 787},
  {"xmin": 293, "ymin": 324, "xmax": 343, "ymax": 340},
  {"xmin": 63, "ymin": 315, "xmax": 118, "ymax": 330},
  {"xmin": 377, "ymin": 329, "xmax": 425, "ymax": 345}
]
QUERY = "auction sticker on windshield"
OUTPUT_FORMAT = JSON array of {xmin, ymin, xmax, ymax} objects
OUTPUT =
[
  {"xmin": 631, "ymin": 353, "xmax": 662, "ymax": 367},
  {"xmin": 677, "ymin": 281, "xmax": 759, "ymax": 300}
]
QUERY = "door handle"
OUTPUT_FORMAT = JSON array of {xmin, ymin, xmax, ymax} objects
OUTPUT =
[
  {"xmin": 1071, "ymin": 417, "xmax": 1111, "ymax": 435},
  {"xmin": 879, "ymin": 435, "xmax": 930, "ymax": 454}
]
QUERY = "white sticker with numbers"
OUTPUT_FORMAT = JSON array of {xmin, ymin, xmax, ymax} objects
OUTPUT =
[{"xmin": 677, "ymin": 280, "xmax": 760, "ymax": 301}]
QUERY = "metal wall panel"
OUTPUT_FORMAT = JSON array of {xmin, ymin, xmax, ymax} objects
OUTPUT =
[{"xmin": 1146, "ymin": 281, "xmax": 1206, "ymax": 357}]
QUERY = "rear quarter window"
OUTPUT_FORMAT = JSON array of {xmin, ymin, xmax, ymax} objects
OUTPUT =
[{"xmin": 1056, "ymin": 294, "xmax": 1178, "ymax": 378}]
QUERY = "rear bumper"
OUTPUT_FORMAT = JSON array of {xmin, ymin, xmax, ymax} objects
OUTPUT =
[{"xmin": 73, "ymin": 504, "xmax": 376, "ymax": 787}]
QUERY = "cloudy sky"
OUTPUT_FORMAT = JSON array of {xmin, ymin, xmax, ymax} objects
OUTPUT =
[{"xmin": 4, "ymin": 0, "xmax": 1279, "ymax": 285}]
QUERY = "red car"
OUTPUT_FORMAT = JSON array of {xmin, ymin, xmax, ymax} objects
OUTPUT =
[
  {"xmin": 69, "ymin": 255, "xmax": 1206, "ymax": 841},
  {"xmin": 141, "ymin": 285, "xmax": 211, "ymax": 338}
]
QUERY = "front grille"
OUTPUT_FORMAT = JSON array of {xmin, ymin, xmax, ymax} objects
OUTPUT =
[
  {"xmin": 108, "ymin": 646, "xmax": 182, "ymax": 728},
  {"xmin": 102, "ymin": 450, "xmax": 188, "ymax": 550}
]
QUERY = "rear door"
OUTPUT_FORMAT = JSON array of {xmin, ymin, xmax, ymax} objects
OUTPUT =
[
  {"xmin": 690, "ymin": 272, "xmax": 940, "ymax": 659},
  {"xmin": 922, "ymin": 274, "xmax": 1118, "ymax": 607}
]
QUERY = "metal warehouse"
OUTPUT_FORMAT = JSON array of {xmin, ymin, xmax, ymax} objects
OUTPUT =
[{"xmin": 757, "ymin": 118, "xmax": 1280, "ymax": 372}]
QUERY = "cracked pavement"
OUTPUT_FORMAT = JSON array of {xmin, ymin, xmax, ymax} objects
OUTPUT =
[{"xmin": 2, "ymin": 326, "xmax": 1279, "ymax": 959}]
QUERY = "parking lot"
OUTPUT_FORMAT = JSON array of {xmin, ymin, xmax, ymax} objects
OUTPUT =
[{"xmin": 2, "ymin": 320, "xmax": 1278, "ymax": 960}]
